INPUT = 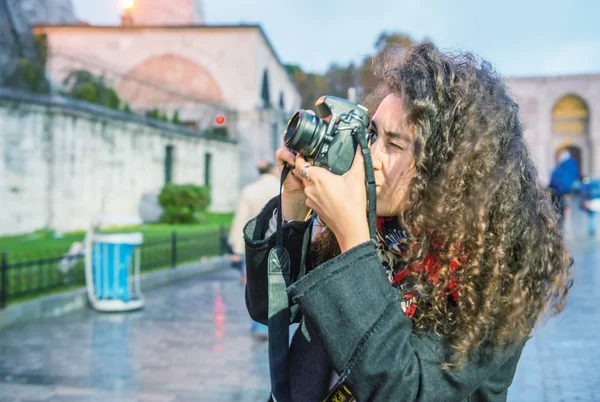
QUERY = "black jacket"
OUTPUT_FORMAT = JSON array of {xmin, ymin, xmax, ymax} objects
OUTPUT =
[{"xmin": 244, "ymin": 197, "xmax": 525, "ymax": 402}]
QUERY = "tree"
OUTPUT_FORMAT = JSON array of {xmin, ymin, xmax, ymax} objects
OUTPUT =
[
  {"xmin": 285, "ymin": 64, "xmax": 331, "ymax": 110},
  {"xmin": 374, "ymin": 32, "xmax": 414, "ymax": 54},
  {"xmin": 286, "ymin": 32, "xmax": 420, "ymax": 109},
  {"xmin": 5, "ymin": 34, "xmax": 51, "ymax": 94},
  {"xmin": 359, "ymin": 32, "xmax": 415, "ymax": 94},
  {"xmin": 325, "ymin": 63, "xmax": 358, "ymax": 100}
]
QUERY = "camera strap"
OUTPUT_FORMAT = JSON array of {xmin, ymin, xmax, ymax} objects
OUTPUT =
[
  {"xmin": 354, "ymin": 129, "xmax": 377, "ymax": 241},
  {"xmin": 267, "ymin": 164, "xmax": 292, "ymax": 402}
]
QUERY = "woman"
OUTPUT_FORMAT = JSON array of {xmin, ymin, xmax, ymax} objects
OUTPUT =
[{"xmin": 242, "ymin": 42, "xmax": 573, "ymax": 401}]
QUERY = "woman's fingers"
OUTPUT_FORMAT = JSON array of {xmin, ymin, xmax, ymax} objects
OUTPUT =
[
  {"xmin": 294, "ymin": 154, "xmax": 318, "ymax": 185},
  {"xmin": 275, "ymin": 146, "xmax": 297, "ymax": 168}
]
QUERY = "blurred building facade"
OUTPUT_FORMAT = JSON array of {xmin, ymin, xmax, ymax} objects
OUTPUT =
[{"xmin": 506, "ymin": 75, "xmax": 600, "ymax": 182}]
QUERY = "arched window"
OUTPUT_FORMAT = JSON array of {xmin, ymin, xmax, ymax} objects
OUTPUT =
[
  {"xmin": 552, "ymin": 94, "xmax": 591, "ymax": 178},
  {"xmin": 552, "ymin": 94, "xmax": 589, "ymax": 136},
  {"xmin": 261, "ymin": 69, "xmax": 271, "ymax": 108}
]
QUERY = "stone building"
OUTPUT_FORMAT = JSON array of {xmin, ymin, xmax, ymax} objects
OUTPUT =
[
  {"xmin": 506, "ymin": 74, "xmax": 600, "ymax": 183},
  {"xmin": 34, "ymin": 0, "xmax": 301, "ymax": 189}
]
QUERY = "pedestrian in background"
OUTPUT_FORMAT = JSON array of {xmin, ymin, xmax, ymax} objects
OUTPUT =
[
  {"xmin": 548, "ymin": 148, "xmax": 580, "ymax": 228},
  {"xmin": 228, "ymin": 160, "xmax": 280, "ymax": 340},
  {"xmin": 579, "ymin": 176, "xmax": 600, "ymax": 235}
]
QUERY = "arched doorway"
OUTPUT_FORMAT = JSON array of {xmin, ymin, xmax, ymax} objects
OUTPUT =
[{"xmin": 552, "ymin": 94, "xmax": 591, "ymax": 177}]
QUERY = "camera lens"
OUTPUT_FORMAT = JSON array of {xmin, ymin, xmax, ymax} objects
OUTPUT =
[{"xmin": 283, "ymin": 110, "xmax": 326, "ymax": 158}]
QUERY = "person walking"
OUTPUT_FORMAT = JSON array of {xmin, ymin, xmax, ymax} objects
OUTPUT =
[{"xmin": 228, "ymin": 160, "xmax": 280, "ymax": 340}]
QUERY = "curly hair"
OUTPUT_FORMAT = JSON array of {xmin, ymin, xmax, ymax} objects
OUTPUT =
[{"xmin": 313, "ymin": 42, "xmax": 573, "ymax": 368}]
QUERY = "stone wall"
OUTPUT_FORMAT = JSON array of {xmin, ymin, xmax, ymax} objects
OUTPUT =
[{"xmin": 0, "ymin": 89, "xmax": 239, "ymax": 236}]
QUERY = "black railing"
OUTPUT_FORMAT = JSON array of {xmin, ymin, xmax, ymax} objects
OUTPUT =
[{"xmin": 0, "ymin": 227, "xmax": 228, "ymax": 308}]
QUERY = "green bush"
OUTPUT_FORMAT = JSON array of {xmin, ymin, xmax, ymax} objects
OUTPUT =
[
  {"xmin": 145, "ymin": 108, "xmax": 171, "ymax": 123},
  {"xmin": 172, "ymin": 110, "xmax": 180, "ymax": 124},
  {"xmin": 63, "ymin": 70, "xmax": 122, "ymax": 110},
  {"xmin": 158, "ymin": 184, "xmax": 211, "ymax": 223},
  {"xmin": 70, "ymin": 81, "xmax": 97, "ymax": 103},
  {"xmin": 203, "ymin": 126, "xmax": 229, "ymax": 138}
]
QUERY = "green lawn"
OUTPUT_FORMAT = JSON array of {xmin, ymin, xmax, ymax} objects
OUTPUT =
[{"xmin": 0, "ymin": 213, "xmax": 233, "ymax": 260}]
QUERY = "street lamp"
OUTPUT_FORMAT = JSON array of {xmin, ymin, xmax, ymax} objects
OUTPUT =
[
  {"xmin": 121, "ymin": 0, "xmax": 134, "ymax": 10},
  {"xmin": 121, "ymin": 0, "xmax": 134, "ymax": 26}
]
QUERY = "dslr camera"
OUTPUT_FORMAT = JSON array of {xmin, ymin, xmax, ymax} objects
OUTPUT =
[{"xmin": 283, "ymin": 96, "xmax": 370, "ymax": 175}]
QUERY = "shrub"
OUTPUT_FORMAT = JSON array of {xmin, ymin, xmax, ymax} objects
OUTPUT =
[
  {"xmin": 145, "ymin": 108, "xmax": 171, "ymax": 123},
  {"xmin": 158, "ymin": 184, "xmax": 211, "ymax": 223},
  {"xmin": 203, "ymin": 126, "xmax": 229, "ymax": 138},
  {"xmin": 63, "ymin": 70, "xmax": 122, "ymax": 110},
  {"xmin": 172, "ymin": 110, "xmax": 180, "ymax": 124}
]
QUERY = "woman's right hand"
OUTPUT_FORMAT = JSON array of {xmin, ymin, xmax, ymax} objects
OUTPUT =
[{"xmin": 275, "ymin": 146, "xmax": 310, "ymax": 221}]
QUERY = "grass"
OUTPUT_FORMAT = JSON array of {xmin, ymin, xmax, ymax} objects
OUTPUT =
[
  {"xmin": 1, "ymin": 213, "xmax": 233, "ymax": 306},
  {"xmin": 0, "ymin": 212, "xmax": 233, "ymax": 260}
]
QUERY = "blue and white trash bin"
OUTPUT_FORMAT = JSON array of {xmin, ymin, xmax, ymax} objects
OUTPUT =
[{"xmin": 84, "ymin": 215, "xmax": 145, "ymax": 312}]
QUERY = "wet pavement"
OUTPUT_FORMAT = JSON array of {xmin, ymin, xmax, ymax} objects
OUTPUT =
[
  {"xmin": 1, "ymin": 201, "xmax": 599, "ymax": 401},
  {"xmin": 0, "ymin": 267, "xmax": 272, "ymax": 402},
  {"xmin": 507, "ymin": 201, "xmax": 600, "ymax": 402}
]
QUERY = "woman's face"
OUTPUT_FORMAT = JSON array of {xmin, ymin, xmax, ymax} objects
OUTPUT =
[{"xmin": 369, "ymin": 93, "xmax": 416, "ymax": 217}]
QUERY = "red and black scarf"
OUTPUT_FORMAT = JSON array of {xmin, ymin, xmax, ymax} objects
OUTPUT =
[{"xmin": 375, "ymin": 216, "xmax": 461, "ymax": 318}]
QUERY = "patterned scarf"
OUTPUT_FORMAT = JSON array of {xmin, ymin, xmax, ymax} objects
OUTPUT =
[{"xmin": 375, "ymin": 216, "xmax": 461, "ymax": 318}]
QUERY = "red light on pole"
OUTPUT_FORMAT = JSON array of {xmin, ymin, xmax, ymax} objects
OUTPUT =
[{"xmin": 216, "ymin": 116, "xmax": 225, "ymax": 125}]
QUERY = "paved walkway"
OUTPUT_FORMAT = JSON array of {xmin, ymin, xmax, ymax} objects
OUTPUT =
[
  {"xmin": 1, "ymin": 202, "xmax": 599, "ymax": 401},
  {"xmin": 507, "ymin": 201, "xmax": 600, "ymax": 402},
  {"xmin": 0, "ymin": 267, "xmax": 272, "ymax": 402}
]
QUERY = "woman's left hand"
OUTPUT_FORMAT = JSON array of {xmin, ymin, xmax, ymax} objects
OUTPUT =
[{"xmin": 295, "ymin": 149, "xmax": 370, "ymax": 253}]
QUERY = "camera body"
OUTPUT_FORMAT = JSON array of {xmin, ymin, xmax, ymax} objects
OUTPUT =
[{"xmin": 283, "ymin": 96, "xmax": 370, "ymax": 175}]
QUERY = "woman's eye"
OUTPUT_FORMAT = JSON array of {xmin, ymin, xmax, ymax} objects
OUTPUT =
[{"xmin": 369, "ymin": 128, "xmax": 378, "ymax": 144}]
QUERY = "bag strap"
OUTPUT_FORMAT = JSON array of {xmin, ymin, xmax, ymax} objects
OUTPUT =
[
  {"xmin": 267, "ymin": 165, "xmax": 292, "ymax": 402},
  {"xmin": 269, "ymin": 128, "xmax": 376, "ymax": 401}
]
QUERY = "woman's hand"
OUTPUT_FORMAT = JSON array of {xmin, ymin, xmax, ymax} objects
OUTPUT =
[
  {"xmin": 275, "ymin": 146, "xmax": 310, "ymax": 221},
  {"xmin": 295, "ymin": 149, "xmax": 370, "ymax": 253}
]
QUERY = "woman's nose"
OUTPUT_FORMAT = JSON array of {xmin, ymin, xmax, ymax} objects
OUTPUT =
[{"xmin": 369, "ymin": 141, "xmax": 383, "ymax": 170}]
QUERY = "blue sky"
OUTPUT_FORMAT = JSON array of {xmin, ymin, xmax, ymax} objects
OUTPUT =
[{"xmin": 72, "ymin": 0, "xmax": 600, "ymax": 78}]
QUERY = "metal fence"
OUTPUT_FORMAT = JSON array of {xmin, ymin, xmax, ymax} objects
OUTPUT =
[{"xmin": 0, "ymin": 227, "xmax": 228, "ymax": 308}]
